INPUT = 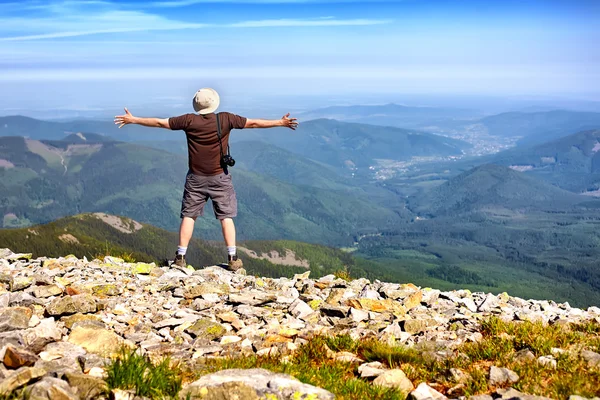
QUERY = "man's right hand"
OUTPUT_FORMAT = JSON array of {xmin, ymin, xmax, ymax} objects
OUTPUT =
[
  {"xmin": 281, "ymin": 113, "xmax": 298, "ymax": 130},
  {"xmin": 114, "ymin": 108, "xmax": 136, "ymax": 128}
]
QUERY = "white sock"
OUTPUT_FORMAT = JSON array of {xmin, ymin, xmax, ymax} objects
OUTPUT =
[
  {"xmin": 227, "ymin": 246, "xmax": 236, "ymax": 257},
  {"xmin": 177, "ymin": 246, "xmax": 187, "ymax": 256}
]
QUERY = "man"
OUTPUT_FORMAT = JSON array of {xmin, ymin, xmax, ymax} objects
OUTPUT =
[{"xmin": 114, "ymin": 88, "xmax": 298, "ymax": 270}]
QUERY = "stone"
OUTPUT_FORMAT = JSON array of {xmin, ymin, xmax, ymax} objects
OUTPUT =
[
  {"xmin": 220, "ymin": 336, "xmax": 242, "ymax": 345},
  {"xmin": 131, "ymin": 262, "xmax": 155, "ymax": 274},
  {"xmin": 335, "ymin": 352, "xmax": 363, "ymax": 363},
  {"xmin": 326, "ymin": 288, "xmax": 347, "ymax": 305},
  {"xmin": 11, "ymin": 277, "xmax": 33, "ymax": 292},
  {"xmin": 184, "ymin": 284, "xmax": 229, "ymax": 299},
  {"xmin": 186, "ymin": 319, "xmax": 226, "ymax": 340},
  {"xmin": 581, "ymin": 349, "xmax": 600, "ymax": 368},
  {"xmin": 489, "ymin": 366, "xmax": 519, "ymax": 386},
  {"xmin": 3, "ymin": 346, "xmax": 39, "ymax": 369},
  {"xmin": 346, "ymin": 298, "xmax": 406, "ymax": 316},
  {"xmin": 469, "ymin": 396, "xmax": 494, "ymax": 400},
  {"xmin": 62, "ymin": 313, "xmax": 102, "ymax": 330},
  {"xmin": 402, "ymin": 319, "xmax": 429, "ymax": 334},
  {"xmin": 111, "ymin": 389, "xmax": 136, "ymax": 400},
  {"xmin": 68, "ymin": 326, "xmax": 127, "ymax": 356},
  {"xmin": 64, "ymin": 372, "xmax": 109, "ymax": 400},
  {"xmin": 33, "ymin": 285, "xmax": 63, "ymax": 298},
  {"xmin": 91, "ymin": 284, "xmax": 121, "ymax": 296},
  {"xmin": 449, "ymin": 368, "xmax": 470, "ymax": 383},
  {"xmin": 358, "ymin": 361, "xmax": 386, "ymax": 378},
  {"xmin": 349, "ymin": 307, "xmax": 369, "ymax": 323},
  {"xmin": 496, "ymin": 387, "xmax": 553, "ymax": 400},
  {"xmin": 26, "ymin": 376, "xmax": 78, "ymax": 400},
  {"xmin": 514, "ymin": 349, "xmax": 535, "ymax": 363},
  {"xmin": 289, "ymin": 299, "xmax": 315, "ymax": 320},
  {"xmin": 0, "ymin": 366, "xmax": 47, "ymax": 395},
  {"xmin": 410, "ymin": 382, "xmax": 448, "ymax": 400},
  {"xmin": 403, "ymin": 290, "xmax": 423, "ymax": 310},
  {"xmin": 46, "ymin": 295, "xmax": 96, "ymax": 316},
  {"xmin": 0, "ymin": 307, "xmax": 31, "ymax": 332},
  {"xmin": 180, "ymin": 368, "xmax": 334, "ymax": 400},
  {"xmin": 6, "ymin": 253, "xmax": 32, "ymax": 261},
  {"xmin": 320, "ymin": 305, "xmax": 348, "ymax": 318},
  {"xmin": 23, "ymin": 317, "xmax": 63, "ymax": 353},
  {"xmin": 537, "ymin": 355, "xmax": 557, "ymax": 369},
  {"xmin": 373, "ymin": 369, "xmax": 414, "ymax": 394}
]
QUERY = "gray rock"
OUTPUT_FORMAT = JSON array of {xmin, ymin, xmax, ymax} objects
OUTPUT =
[
  {"xmin": 25, "ymin": 376, "xmax": 78, "ymax": 400},
  {"xmin": 373, "ymin": 369, "xmax": 414, "ymax": 394},
  {"xmin": 0, "ymin": 308, "xmax": 30, "ymax": 332},
  {"xmin": 180, "ymin": 368, "xmax": 334, "ymax": 400},
  {"xmin": 46, "ymin": 295, "xmax": 96, "ymax": 316},
  {"xmin": 32, "ymin": 285, "xmax": 63, "ymax": 298},
  {"xmin": 410, "ymin": 382, "xmax": 448, "ymax": 400},
  {"xmin": 186, "ymin": 319, "xmax": 226, "ymax": 340},
  {"xmin": 537, "ymin": 355, "xmax": 557, "ymax": 369},
  {"xmin": 581, "ymin": 349, "xmax": 600, "ymax": 368},
  {"xmin": 23, "ymin": 318, "xmax": 63, "ymax": 353},
  {"xmin": 0, "ymin": 366, "xmax": 47, "ymax": 395},
  {"xmin": 320, "ymin": 305, "xmax": 348, "ymax": 318},
  {"xmin": 449, "ymin": 367, "xmax": 470, "ymax": 383},
  {"xmin": 358, "ymin": 361, "xmax": 386, "ymax": 378},
  {"xmin": 514, "ymin": 349, "xmax": 535, "ymax": 363},
  {"xmin": 289, "ymin": 299, "xmax": 314, "ymax": 320},
  {"xmin": 489, "ymin": 366, "xmax": 519, "ymax": 386},
  {"xmin": 349, "ymin": 307, "xmax": 369, "ymax": 323},
  {"xmin": 64, "ymin": 372, "xmax": 108, "ymax": 400},
  {"xmin": 496, "ymin": 387, "xmax": 553, "ymax": 400}
]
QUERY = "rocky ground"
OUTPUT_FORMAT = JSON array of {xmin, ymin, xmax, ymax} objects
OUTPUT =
[{"xmin": 0, "ymin": 249, "xmax": 599, "ymax": 399}]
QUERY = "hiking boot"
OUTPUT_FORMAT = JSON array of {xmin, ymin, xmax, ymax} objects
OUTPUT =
[
  {"xmin": 228, "ymin": 255, "xmax": 243, "ymax": 271},
  {"xmin": 173, "ymin": 254, "xmax": 186, "ymax": 269}
]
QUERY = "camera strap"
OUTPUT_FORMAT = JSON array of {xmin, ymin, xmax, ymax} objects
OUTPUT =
[{"xmin": 215, "ymin": 113, "xmax": 231, "ymax": 159}]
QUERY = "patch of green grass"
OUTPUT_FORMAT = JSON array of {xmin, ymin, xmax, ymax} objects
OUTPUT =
[
  {"xmin": 0, "ymin": 391, "xmax": 28, "ymax": 400},
  {"xmin": 192, "ymin": 318, "xmax": 600, "ymax": 400},
  {"xmin": 325, "ymin": 334, "xmax": 360, "ymax": 353},
  {"xmin": 197, "ymin": 336, "xmax": 406, "ymax": 400},
  {"xmin": 105, "ymin": 349, "xmax": 182, "ymax": 399},
  {"xmin": 334, "ymin": 265, "xmax": 352, "ymax": 282}
]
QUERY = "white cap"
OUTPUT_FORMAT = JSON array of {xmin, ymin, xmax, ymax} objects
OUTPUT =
[{"xmin": 192, "ymin": 88, "xmax": 220, "ymax": 114}]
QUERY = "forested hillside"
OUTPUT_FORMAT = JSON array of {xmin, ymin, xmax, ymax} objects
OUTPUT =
[
  {"xmin": 0, "ymin": 135, "xmax": 403, "ymax": 245},
  {"xmin": 0, "ymin": 213, "xmax": 397, "ymax": 281}
]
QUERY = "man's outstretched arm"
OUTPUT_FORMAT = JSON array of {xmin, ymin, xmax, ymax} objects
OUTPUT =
[
  {"xmin": 245, "ymin": 113, "xmax": 298, "ymax": 130},
  {"xmin": 114, "ymin": 108, "xmax": 170, "ymax": 129}
]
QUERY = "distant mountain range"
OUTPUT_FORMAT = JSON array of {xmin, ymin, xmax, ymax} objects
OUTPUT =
[
  {"xmin": 477, "ymin": 110, "xmax": 600, "ymax": 145},
  {"xmin": 236, "ymin": 118, "xmax": 470, "ymax": 170},
  {"xmin": 298, "ymin": 103, "xmax": 481, "ymax": 128}
]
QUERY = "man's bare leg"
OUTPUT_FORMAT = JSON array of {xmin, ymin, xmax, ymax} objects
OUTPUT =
[
  {"xmin": 179, "ymin": 216, "xmax": 197, "ymax": 248},
  {"xmin": 220, "ymin": 218, "xmax": 236, "ymax": 247},
  {"xmin": 221, "ymin": 218, "xmax": 242, "ymax": 270},
  {"xmin": 174, "ymin": 217, "xmax": 196, "ymax": 267}
]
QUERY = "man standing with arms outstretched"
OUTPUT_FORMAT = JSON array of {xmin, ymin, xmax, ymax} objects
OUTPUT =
[{"xmin": 114, "ymin": 88, "xmax": 298, "ymax": 270}]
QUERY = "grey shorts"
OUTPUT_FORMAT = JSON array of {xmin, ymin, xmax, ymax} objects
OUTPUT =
[{"xmin": 180, "ymin": 171, "xmax": 237, "ymax": 220}]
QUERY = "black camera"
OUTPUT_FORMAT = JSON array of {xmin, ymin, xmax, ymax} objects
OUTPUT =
[{"xmin": 221, "ymin": 154, "xmax": 235, "ymax": 167}]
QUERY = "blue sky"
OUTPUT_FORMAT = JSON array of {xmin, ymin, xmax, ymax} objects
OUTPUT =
[{"xmin": 0, "ymin": 0, "xmax": 598, "ymax": 113}]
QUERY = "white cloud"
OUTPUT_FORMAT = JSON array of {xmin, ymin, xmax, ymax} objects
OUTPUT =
[
  {"xmin": 151, "ymin": 0, "xmax": 403, "ymax": 6},
  {"xmin": 0, "ymin": 1, "xmax": 391, "ymax": 42}
]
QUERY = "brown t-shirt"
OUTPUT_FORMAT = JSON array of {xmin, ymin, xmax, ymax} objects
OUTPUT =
[{"xmin": 169, "ymin": 112, "xmax": 247, "ymax": 176}]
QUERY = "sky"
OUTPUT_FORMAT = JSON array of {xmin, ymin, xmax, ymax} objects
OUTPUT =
[{"xmin": 0, "ymin": 0, "xmax": 599, "ymax": 115}]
